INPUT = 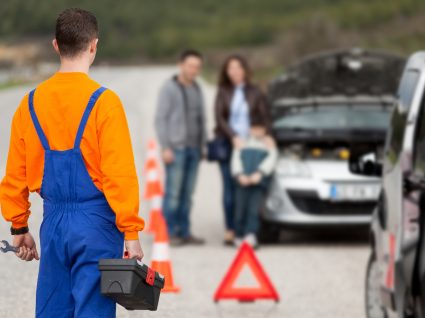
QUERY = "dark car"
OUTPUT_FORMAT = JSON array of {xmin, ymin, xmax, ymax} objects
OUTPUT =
[{"xmin": 350, "ymin": 51, "xmax": 425, "ymax": 317}]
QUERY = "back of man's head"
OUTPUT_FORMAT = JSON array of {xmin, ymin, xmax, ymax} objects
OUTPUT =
[{"xmin": 55, "ymin": 8, "xmax": 98, "ymax": 58}]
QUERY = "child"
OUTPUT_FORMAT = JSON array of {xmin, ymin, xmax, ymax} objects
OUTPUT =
[{"xmin": 231, "ymin": 117, "xmax": 278, "ymax": 248}]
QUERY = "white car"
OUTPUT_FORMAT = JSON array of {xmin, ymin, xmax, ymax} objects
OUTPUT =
[{"xmin": 260, "ymin": 49, "xmax": 405, "ymax": 242}]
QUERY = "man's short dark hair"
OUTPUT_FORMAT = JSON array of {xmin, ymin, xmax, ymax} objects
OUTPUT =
[
  {"xmin": 55, "ymin": 8, "xmax": 98, "ymax": 58},
  {"xmin": 179, "ymin": 49, "xmax": 203, "ymax": 62}
]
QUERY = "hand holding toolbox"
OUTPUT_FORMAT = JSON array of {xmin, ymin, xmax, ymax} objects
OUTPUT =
[{"xmin": 98, "ymin": 251, "xmax": 165, "ymax": 311}]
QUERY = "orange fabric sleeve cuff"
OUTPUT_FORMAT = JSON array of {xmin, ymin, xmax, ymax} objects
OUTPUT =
[
  {"xmin": 124, "ymin": 231, "xmax": 139, "ymax": 240},
  {"xmin": 12, "ymin": 221, "xmax": 29, "ymax": 229}
]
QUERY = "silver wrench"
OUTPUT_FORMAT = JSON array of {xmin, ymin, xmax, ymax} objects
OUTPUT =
[{"xmin": 0, "ymin": 240, "xmax": 19, "ymax": 253}]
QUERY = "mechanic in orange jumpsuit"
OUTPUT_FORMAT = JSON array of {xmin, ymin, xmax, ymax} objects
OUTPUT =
[{"xmin": 0, "ymin": 8, "xmax": 144, "ymax": 317}]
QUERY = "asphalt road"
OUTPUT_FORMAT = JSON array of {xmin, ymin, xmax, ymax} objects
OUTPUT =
[{"xmin": 0, "ymin": 66, "xmax": 370, "ymax": 318}]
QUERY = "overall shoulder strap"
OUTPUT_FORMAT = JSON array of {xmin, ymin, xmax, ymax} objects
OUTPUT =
[
  {"xmin": 28, "ymin": 89, "xmax": 50, "ymax": 150},
  {"xmin": 74, "ymin": 87, "xmax": 107, "ymax": 149}
]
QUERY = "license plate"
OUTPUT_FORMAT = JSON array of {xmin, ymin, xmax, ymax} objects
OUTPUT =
[{"xmin": 329, "ymin": 183, "xmax": 380, "ymax": 201}]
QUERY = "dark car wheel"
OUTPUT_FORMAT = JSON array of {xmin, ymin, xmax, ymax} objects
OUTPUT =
[
  {"xmin": 258, "ymin": 218, "xmax": 280, "ymax": 243},
  {"xmin": 366, "ymin": 252, "xmax": 388, "ymax": 318}
]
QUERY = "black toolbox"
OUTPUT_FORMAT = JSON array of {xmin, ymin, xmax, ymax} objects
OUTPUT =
[{"xmin": 99, "ymin": 258, "xmax": 165, "ymax": 311}]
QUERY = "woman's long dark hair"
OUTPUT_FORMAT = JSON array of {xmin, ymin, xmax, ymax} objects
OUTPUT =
[{"xmin": 218, "ymin": 54, "xmax": 252, "ymax": 90}]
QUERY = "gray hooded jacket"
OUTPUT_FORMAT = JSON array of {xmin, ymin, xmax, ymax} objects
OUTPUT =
[{"xmin": 155, "ymin": 76, "xmax": 207, "ymax": 150}]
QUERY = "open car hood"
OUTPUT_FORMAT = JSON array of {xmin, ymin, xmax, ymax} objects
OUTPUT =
[
  {"xmin": 269, "ymin": 48, "xmax": 406, "ymax": 144},
  {"xmin": 269, "ymin": 48, "xmax": 406, "ymax": 102}
]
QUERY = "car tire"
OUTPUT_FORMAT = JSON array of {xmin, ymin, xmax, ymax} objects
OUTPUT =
[
  {"xmin": 366, "ymin": 252, "xmax": 388, "ymax": 318},
  {"xmin": 258, "ymin": 218, "xmax": 280, "ymax": 244}
]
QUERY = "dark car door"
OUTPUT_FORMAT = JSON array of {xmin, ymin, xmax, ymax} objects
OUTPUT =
[
  {"xmin": 408, "ymin": 88, "xmax": 425, "ymax": 314},
  {"xmin": 381, "ymin": 68, "xmax": 421, "ymax": 313}
]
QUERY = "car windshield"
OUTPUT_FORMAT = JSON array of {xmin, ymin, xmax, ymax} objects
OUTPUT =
[{"xmin": 273, "ymin": 106, "xmax": 391, "ymax": 130}]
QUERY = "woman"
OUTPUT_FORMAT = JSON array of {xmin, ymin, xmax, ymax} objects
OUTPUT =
[{"xmin": 214, "ymin": 54, "xmax": 271, "ymax": 245}]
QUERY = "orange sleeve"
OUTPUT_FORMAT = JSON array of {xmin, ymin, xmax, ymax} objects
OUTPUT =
[
  {"xmin": 97, "ymin": 91, "xmax": 144, "ymax": 240},
  {"xmin": 0, "ymin": 97, "xmax": 31, "ymax": 229}
]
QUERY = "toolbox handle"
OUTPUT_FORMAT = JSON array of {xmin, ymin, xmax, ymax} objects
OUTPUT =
[{"xmin": 124, "ymin": 250, "xmax": 156, "ymax": 286}]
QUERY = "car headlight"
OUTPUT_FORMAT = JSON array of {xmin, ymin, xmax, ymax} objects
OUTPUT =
[
  {"xmin": 267, "ymin": 195, "xmax": 283, "ymax": 211},
  {"xmin": 275, "ymin": 158, "xmax": 312, "ymax": 178}
]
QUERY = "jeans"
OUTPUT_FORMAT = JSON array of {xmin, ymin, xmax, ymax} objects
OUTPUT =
[
  {"xmin": 219, "ymin": 160, "xmax": 236, "ymax": 231},
  {"xmin": 234, "ymin": 185, "xmax": 264, "ymax": 238},
  {"xmin": 163, "ymin": 147, "xmax": 200, "ymax": 238}
]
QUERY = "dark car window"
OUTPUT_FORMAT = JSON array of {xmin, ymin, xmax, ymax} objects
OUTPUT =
[
  {"xmin": 386, "ymin": 70, "xmax": 421, "ymax": 165},
  {"xmin": 273, "ymin": 106, "xmax": 390, "ymax": 130},
  {"xmin": 413, "ymin": 93, "xmax": 425, "ymax": 177},
  {"xmin": 397, "ymin": 70, "xmax": 420, "ymax": 112}
]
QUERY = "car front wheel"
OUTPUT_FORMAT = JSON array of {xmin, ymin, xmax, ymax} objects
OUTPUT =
[{"xmin": 366, "ymin": 252, "xmax": 388, "ymax": 318}]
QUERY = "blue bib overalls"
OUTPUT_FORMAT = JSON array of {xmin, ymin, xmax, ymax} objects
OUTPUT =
[{"xmin": 29, "ymin": 87, "xmax": 124, "ymax": 317}]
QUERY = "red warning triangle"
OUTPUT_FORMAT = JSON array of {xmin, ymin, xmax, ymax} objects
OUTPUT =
[{"xmin": 214, "ymin": 242, "xmax": 279, "ymax": 302}]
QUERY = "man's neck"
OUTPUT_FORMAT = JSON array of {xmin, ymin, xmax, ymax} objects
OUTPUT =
[
  {"xmin": 177, "ymin": 74, "xmax": 193, "ymax": 86},
  {"xmin": 58, "ymin": 57, "xmax": 91, "ymax": 74}
]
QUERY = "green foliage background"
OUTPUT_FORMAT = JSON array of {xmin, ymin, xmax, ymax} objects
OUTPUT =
[{"xmin": 1, "ymin": 0, "xmax": 424, "ymax": 61}]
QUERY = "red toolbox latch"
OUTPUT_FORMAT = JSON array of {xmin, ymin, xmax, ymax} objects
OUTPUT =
[{"xmin": 146, "ymin": 267, "xmax": 155, "ymax": 286}]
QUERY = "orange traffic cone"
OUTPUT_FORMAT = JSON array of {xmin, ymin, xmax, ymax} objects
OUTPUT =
[
  {"xmin": 144, "ymin": 139, "xmax": 163, "ymax": 200},
  {"xmin": 146, "ymin": 195, "xmax": 163, "ymax": 234},
  {"xmin": 151, "ymin": 216, "xmax": 180, "ymax": 293},
  {"xmin": 143, "ymin": 139, "xmax": 164, "ymax": 233}
]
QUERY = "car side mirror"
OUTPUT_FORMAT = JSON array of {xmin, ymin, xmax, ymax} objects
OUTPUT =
[{"xmin": 349, "ymin": 146, "xmax": 382, "ymax": 177}]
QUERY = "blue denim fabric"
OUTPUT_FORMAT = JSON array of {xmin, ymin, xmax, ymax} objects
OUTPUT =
[
  {"xmin": 234, "ymin": 185, "xmax": 264, "ymax": 238},
  {"xmin": 219, "ymin": 160, "xmax": 236, "ymax": 231},
  {"xmin": 163, "ymin": 147, "xmax": 200, "ymax": 238}
]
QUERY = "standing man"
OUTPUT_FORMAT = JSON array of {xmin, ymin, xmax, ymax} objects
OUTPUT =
[
  {"xmin": 155, "ymin": 50, "xmax": 207, "ymax": 246},
  {"xmin": 0, "ymin": 8, "xmax": 144, "ymax": 317}
]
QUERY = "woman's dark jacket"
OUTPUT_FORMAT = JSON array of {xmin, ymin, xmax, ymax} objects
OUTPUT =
[{"xmin": 214, "ymin": 83, "xmax": 271, "ymax": 140}]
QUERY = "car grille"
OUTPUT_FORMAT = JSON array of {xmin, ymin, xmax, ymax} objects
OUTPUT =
[{"xmin": 287, "ymin": 190, "xmax": 375, "ymax": 216}]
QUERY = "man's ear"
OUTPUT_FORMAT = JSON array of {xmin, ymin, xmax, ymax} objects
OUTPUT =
[
  {"xmin": 90, "ymin": 38, "xmax": 98, "ymax": 53},
  {"xmin": 52, "ymin": 39, "xmax": 60, "ymax": 55}
]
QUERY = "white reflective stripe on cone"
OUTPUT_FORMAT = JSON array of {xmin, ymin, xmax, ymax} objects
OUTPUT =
[
  {"xmin": 146, "ymin": 169, "xmax": 159, "ymax": 181},
  {"xmin": 151, "ymin": 195, "xmax": 162, "ymax": 209},
  {"xmin": 151, "ymin": 242, "xmax": 170, "ymax": 261},
  {"xmin": 146, "ymin": 149, "xmax": 157, "ymax": 159}
]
